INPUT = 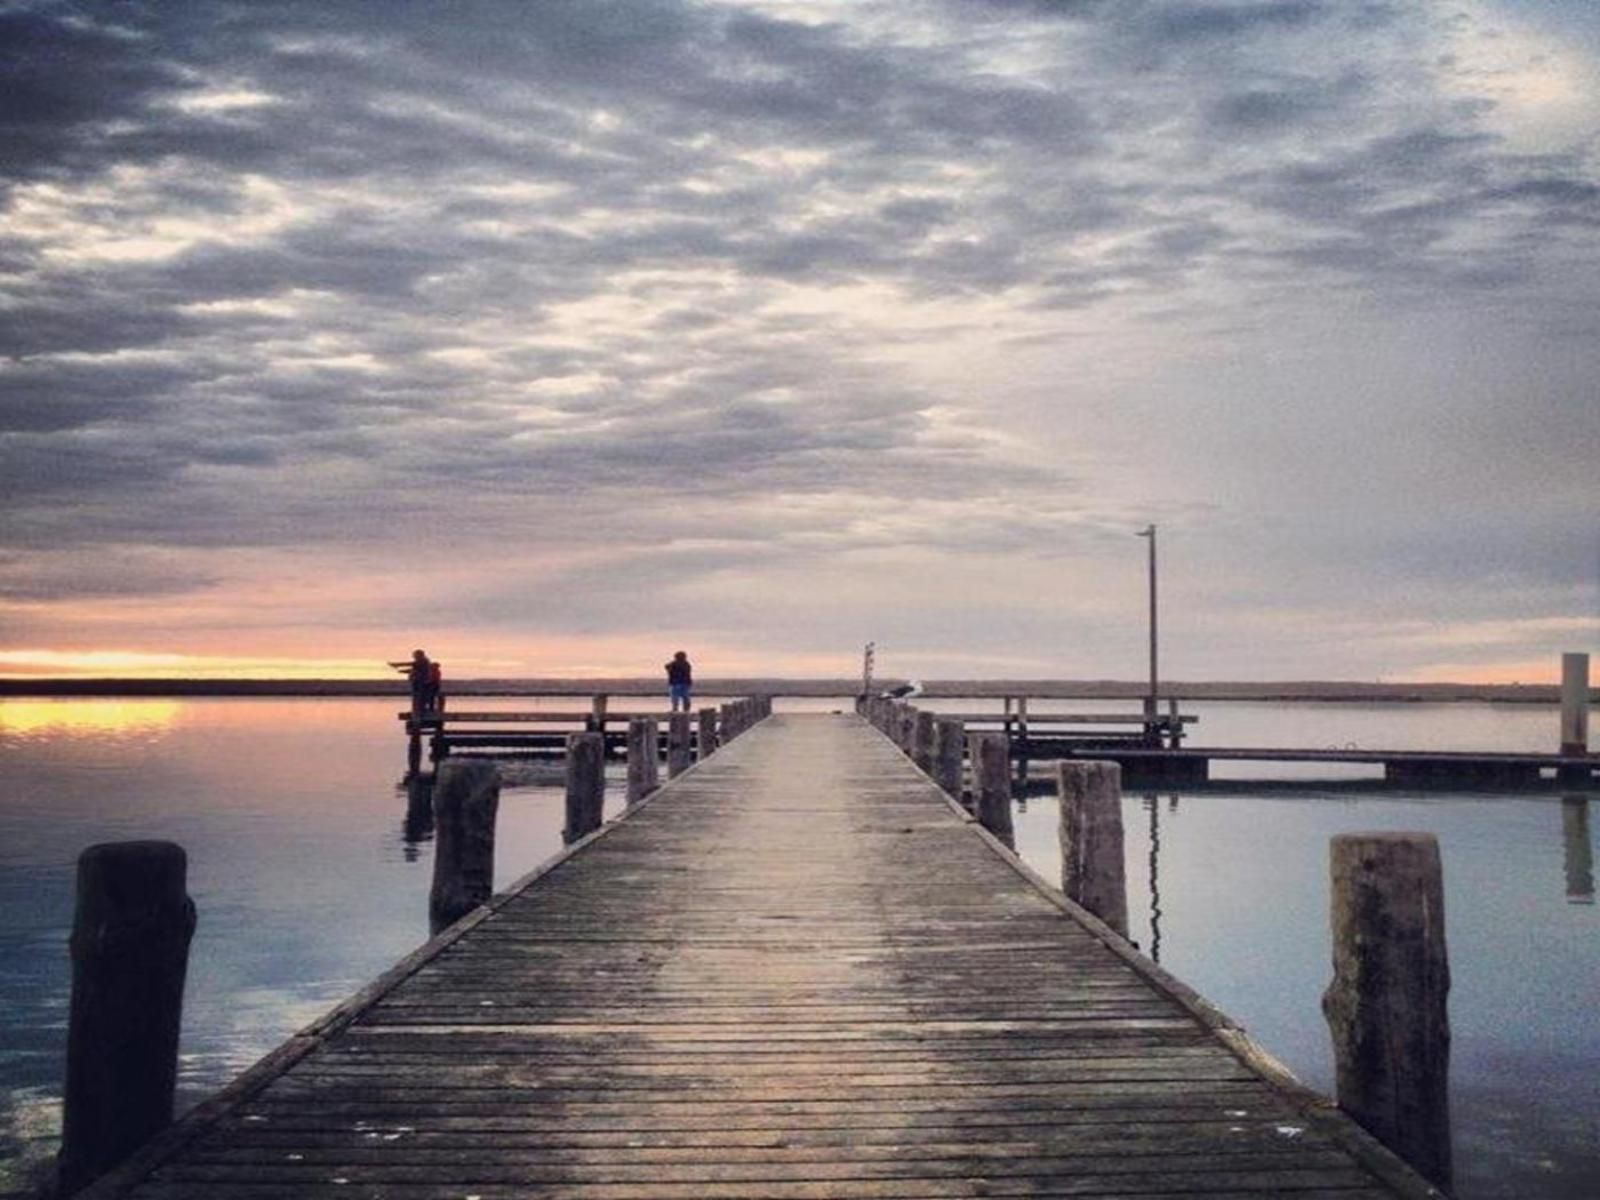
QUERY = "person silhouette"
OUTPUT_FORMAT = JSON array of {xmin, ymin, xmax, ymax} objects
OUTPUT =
[{"xmin": 665, "ymin": 651, "xmax": 693, "ymax": 712}]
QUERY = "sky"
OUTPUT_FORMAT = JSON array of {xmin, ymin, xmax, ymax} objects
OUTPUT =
[{"xmin": 1, "ymin": 0, "xmax": 1597, "ymax": 683}]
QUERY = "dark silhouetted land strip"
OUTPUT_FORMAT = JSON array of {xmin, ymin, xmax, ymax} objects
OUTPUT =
[{"xmin": 81, "ymin": 715, "xmax": 1437, "ymax": 1199}]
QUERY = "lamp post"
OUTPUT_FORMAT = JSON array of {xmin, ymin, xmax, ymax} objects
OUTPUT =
[{"xmin": 1135, "ymin": 524, "xmax": 1158, "ymax": 738}]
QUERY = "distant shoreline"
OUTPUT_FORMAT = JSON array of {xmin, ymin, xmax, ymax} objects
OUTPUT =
[{"xmin": 0, "ymin": 677, "xmax": 1580, "ymax": 704}]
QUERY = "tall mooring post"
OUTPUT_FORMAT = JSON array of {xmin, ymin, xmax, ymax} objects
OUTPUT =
[
  {"xmin": 626, "ymin": 718, "xmax": 658, "ymax": 804},
  {"xmin": 697, "ymin": 707, "xmax": 718, "ymax": 761},
  {"xmin": 1056, "ymin": 761, "xmax": 1128, "ymax": 939},
  {"xmin": 932, "ymin": 717, "xmax": 965, "ymax": 801},
  {"xmin": 912, "ymin": 709, "xmax": 936, "ymax": 774},
  {"xmin": 1561, "ymin": 652, "xmax": 1590, "ymax": 767},
  {"xmin": 1323, "ymin": 832, "xmax": 1452, "ymax": 1189},
  {"xmin": 59, "ymin": 841, "xmax": 196, "ymax": 1197},
  {"xmin": 667, "ymin": 711, "xmax": 693, "ymax": 777},
  {"xmin": 564, "ymin": 732, "xmax": 605, "ymax": 844},
  {"xmin": 970, "ymin": 733, "xmax": 1013, "ymax": 845},
  {"xmin": 430, "ymin": 759, "xmax": 500, "ymax": 934}
]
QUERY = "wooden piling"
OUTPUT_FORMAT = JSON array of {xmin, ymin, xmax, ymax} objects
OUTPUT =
[
  {"xmin": 897, "ymin": 704, "xmax": 916, "ymax": 753},
  {"xmin": 970, "ymin": 733, "xmax": 1014, "ymax": 844},
  {"xmin": 668, "ymin": 711, "xmax": 692, "ymax": 777},
  {"xmin": 59, "ymin": 841, "xmax": 196, "ymax": 1196},
  {"xmin": 589, "ymin": 693, "xmax": 609, "ymax": 734},
  {"xmin": 1561, "ymin": 652, "xmax": 1590, "ymax": 756},
  {"xmin": 1056, "ymin": 761, "xmax": 1128, "ymax": 938},
  {"xmin": 627, "ymin": 718, "xmax": 658, "ymax": 804},
  {"xmin": 912, "ymin": 709, "xmax": 936, "ymax": 773},
  {"xmin": 430, "ymin": 759, "xmax": 500, "ymax": 934},
  {"xmin": 697, "ymin": 707, "xmax": 718, "ymax": 761},
  {"xmin": 564, "ymin": 731, "xmax": 605, "ymax": 845},
  {"xmin": 720, "ymin": 702, "xmax": 737, "ymax": 741},
  {"xmin": 1323, "ymin": 832, "xmax": 1452, "ymax": 1188},
  {"xmin": 643, "ymin": 719, "xmax": 661, "ymax": 790},
  {"xmin": 932, "ymin": 717, "xmax": 965, "ymax": 801}
]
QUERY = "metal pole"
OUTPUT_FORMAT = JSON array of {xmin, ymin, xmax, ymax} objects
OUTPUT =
[{"xmin": 1137, "ymin": 525, "xmax": 1158, "ymax": 724}]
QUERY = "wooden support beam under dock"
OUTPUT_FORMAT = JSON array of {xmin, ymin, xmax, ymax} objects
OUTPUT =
[{"xmin": 85, "ymin": 715, "xmax": 1442, "ymax": 1200}]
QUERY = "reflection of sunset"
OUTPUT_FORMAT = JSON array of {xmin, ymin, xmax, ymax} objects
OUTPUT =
[{"xmin": 0, "ymin": 699, "xmax": 182, "ymax": 735}]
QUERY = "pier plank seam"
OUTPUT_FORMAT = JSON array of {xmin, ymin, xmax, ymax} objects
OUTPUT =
[{"xmin": 82, "ymin": 715, "xmax": 1440, "ymax": 1200}]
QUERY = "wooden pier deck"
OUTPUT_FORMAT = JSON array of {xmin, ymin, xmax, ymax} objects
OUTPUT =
[{"xmin": 85, "ymin": 714, "xmax": 1438, "ymax": 1200}]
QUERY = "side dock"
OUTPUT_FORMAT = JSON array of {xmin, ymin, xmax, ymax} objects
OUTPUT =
[{"xmin": 82, "ymin": 714, "xmax": 1440, "ymax": 1199}]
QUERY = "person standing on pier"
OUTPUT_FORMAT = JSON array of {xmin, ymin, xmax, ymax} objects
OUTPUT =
[
  {"xmin": 389, "ymin": 649, "xmax": 439, "ymax": 718},
  {"xmin": 666, "ymin": 651, "xmax": 693, "ymax": 712}
]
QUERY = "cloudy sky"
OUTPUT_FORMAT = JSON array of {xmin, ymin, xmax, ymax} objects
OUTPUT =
[{"xmin": 2, "ymin": 0, "xmax": 1596, "ymax": 682}]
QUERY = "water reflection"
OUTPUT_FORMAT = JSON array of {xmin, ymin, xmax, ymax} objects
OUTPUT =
[
  {"xmin": 0, "ymin": 699, "xmax": 180, "ymax": 737},
  {"xmin": 401, "ymin": 774, "xmax": 435, "ymax": 860},
  {"xmin": 1144, "ymin": 794, "xmax": 1163, "ymax": 964},
  {"xmin": 1562, "ymin": 796, "xmax": 1593, "ymax": 905}
]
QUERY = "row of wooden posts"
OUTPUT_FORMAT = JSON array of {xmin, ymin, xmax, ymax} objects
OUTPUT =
[
  {"xmin": 53, "ymin": 701, "xmax": 772, "ymax": 1196},
  {"xmin": 861, "ymin": 692, "xmax": 1454, "ymax": 1189}
]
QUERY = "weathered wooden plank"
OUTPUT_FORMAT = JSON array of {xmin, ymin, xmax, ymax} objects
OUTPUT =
[
  {"xmin": 190, "ymin": 1121, "xmax": 1334, "ymax": 1156},
  {"xmin": 132, "ymin": 1184, "xmax": 1399, "ymax": 1200},
  {"xmin": 151, "ymin": 1153, "xmax": 1366, "ymax": 1184}
]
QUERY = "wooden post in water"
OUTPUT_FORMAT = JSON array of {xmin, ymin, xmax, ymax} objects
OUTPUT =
[
  {"xmin": 627, "ymin": 718, "xmax": 658, "ymax": 804},
  {"xmin": 970, "ymin": 733, "xmax": 1014, "ymax": 845},
  {"xmin": 644, "ymin": 718, "xmax": 661, "ymax": 791},
  {"xmin": 564, "ymin": 732, "xmax": 605, "ymax": 845},
  {"xmin": 1323, "ymin": 833, "xmax": 1452, "ymax": 1188},
  {"xmin": 932, "ymin": 717, "xmax": 965, "ymax": 801},
  {"xmin": 697, "ymin": 707, "xmax": 718, "ymax": 761},
  {"xmin": 589, "ymin": 693, "xmax": 609, "ymax": 734},
  {"xmin": 912, "ymin": 710, "xmax": 936, "ymax": 773},
  {"xmin": 1056, "ymin": 761, "xmax": 1128, "ymax": 938},
  {"xmin": 430, "ymin": 759, "xmax": 499, "ymax": 934},
  {"xmin": 59, "ymin": 841, "xmax": 196, "ymax": 1196},
  {"xmin": 668, "ymin": 711, "xmax": 692, "ymax": 777},
  {"xmin": 1561, "ymin": 653, "xmax": 1590, "ymax": 781}
]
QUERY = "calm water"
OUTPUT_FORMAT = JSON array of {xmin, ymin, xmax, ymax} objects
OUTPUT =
[{"xmin": 0, "ymin": 695, "xmax": 1595, "ymax": 1197}]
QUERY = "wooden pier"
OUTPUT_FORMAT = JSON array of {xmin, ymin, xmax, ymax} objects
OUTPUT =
[{"xmin": 83, "ymin": 714, "xmax": 1439, "ymax": 1200}]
